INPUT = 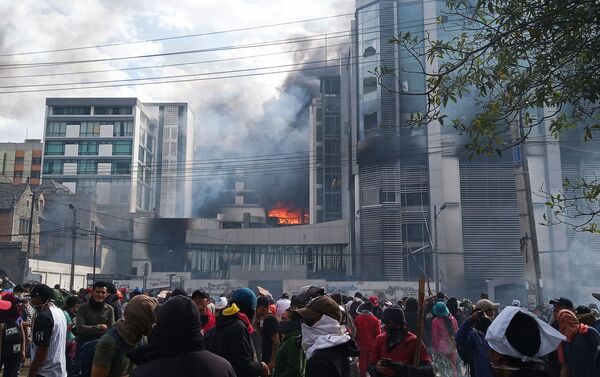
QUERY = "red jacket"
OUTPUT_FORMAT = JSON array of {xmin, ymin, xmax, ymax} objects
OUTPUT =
[
  {"xmin": 370, "ymin": 331, "xmax": 432, "ymax": 377},
  {"xmin": 355, "ymin": 312, "xmax": 381, "ymax": 352}
]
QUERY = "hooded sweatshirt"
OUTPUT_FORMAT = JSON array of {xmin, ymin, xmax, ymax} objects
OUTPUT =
[
  {"xmin": 557, "ymin": 309, "xmax": 600, "ymax": 377},
  {"xmin": 205, "ymin": 303, "xmax": 264, "ymax": 377},
  {"xmin": 130, "ymin": 296, "xmax": 235, "ymax": 377}
]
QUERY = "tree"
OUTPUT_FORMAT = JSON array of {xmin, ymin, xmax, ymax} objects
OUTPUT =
[{"xmin": 375, "ymin": 0, "xmax": 600, "ymax": 231}]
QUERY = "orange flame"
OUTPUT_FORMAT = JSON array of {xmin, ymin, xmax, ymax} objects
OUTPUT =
[{"xmin": 268, "ymin": 202, "xmax": 309, "ymax": 225}]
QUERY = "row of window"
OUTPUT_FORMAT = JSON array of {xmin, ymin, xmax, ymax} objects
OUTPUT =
[
  {"xmin": 13, "ymin": 171, "xmax": 41, "ymax": 179},
  {"xmin": 46, "ymin": 121, "xmax": 134, "ymax": 137},
  {"xmin": 51, "ymin": 106, "xmax": 132, "ymax": 116},
  {"xmin": 45, "ymin": 140, "xmax": 132, "ymax": 156},
  {"xmin": 43, "ymin": 160, "xmax": 132, "ymax": 175}
]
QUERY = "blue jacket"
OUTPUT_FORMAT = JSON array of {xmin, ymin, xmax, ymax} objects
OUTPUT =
[{"xmin": 455, "ymin": 320, "xmax": 493, "ymax": 377}]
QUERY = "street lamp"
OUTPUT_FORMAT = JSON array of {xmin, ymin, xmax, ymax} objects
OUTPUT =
[
  {"xmin": 433, "ymin": 204, "xmax": 447, "ymax": 293},
  {"xmin": 69, "ymin": 204, "xmax": 77, "ymax": 292}
]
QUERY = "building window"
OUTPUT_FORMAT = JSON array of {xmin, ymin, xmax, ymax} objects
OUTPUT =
[
  {"xmin": 14, "ymin": 171, "xmax": 23, "ymax": 178},
  {"xmin": 46, "ymin": 122, "xmax": 67, "ymax": 137},
  {"xmin": 113, "ymin": 121, "xmax": 134, "ymax": 136},
  {"xmin": 363, "ymin": 77, "xmax": 377, "ymax": 94},
  {"xmin": 79, "ymin": 141, "xmax": 98, "ymax": 155},
  {"xmin": 113, "ymin": 140, "xmax": 132, "ymax": 155},
  {"xmin": 14, "ymin": 157, "xmax": 24, "ymax": 165},
  {"xmin": 45, "ymin": 141, "xmax": 65, "ymax": 155},
  {"xmin": 77, "ymin": 160, "xmax": 97, "ymax": 175},
  {"xmin": 31, "ymin": 171, "xmax": 40, "ymax": 179},
  {"xmin": 52, "ymin": 106, "xmax": 91, "ymax": 115},
  {"xmin": 364, "ymin": 112, "xmax": 378, "ymax": 131},
  {"xmin": 43, "ymin": 160, "xmax": 63, "ymax": 174},
  {"xmin": 31, "ymin": 157, "xmax": 42, "ymax": 165},
  {"xmin": 80, "ymin": 123, "xmax": 100, "ymax": 137},
  {"xmin": 18, "ymin": 218, "xmax": 30, "ymax": 235},
  {"xmin": 138, "ymin": 147, "xmax": 145, "ymax": 163},
  {"xmin": 146, "ymin": 134, "xmax": 154, "ymax": 152},
  {"xmin": 77, "ymin": 179, "xmax": 96, "ymax": 193},
  {"xmin": 112, "ymin": 161, "xmax": 131, "ymax": 174},
  {"xmin": 94, "ymin": 106, "xmax": 133, "ymax": 115},
  {"xmin": 380, "ymin": 191, "xmax": 396, "ymax": 203}
]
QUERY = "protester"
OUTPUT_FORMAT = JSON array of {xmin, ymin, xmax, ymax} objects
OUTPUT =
[
  {"xmin": 205, "ymin": 287, "xmax": 269, "ymax": 377},
  {"xmin": 255, "ymin": 295, "xmax": 280, "ymax": 370},
  {"xmin": 431, "ymin": 301, "xmax": 459, "ymax": 376},
  {"xmin": 369, "ymin": 296, "xmax": 383, "ymax": 320},
  {"xmin": 347, "ymin": 292, "xmax": 364, "ymax": 319},
  {"xmin": 215, "ymin": 296, "xmax": 228, "ymax": 315},
  {"xmin": 549, "ymin": 298, "xmax": 574, "ymax": 326},
  {"xmin": 295, "ymin": 295, "xmax": 359, "ymax": 377},
  {"xmin": 475, "ymin": 299, "xmax": 499, "ymax": 320},
  {"xmin": 456, "ymin": 307, "xmax": 494, "ymax": 377},
  {"xmin": 368, "ymin": 306, "xmax": 434, "ymax": 377},
  {"xmin": 486, "ymin": 306, "xmax": 565, "ymax": 377},
  {"xmin": 575, "ymin": 305, "xmax": 600, "ymax": 333},
  {"xmin": 404, "ymin": 297, "xmax": 419, "ymax": 333},
  {"xmin": 28, "ymin": 284, "xmax": 68, "ymax": 377},
  {"xmin": 447, "ymin": 297, "xmax": 464, "ymax": 325},
  {"xmin": 90, "ymin": 294, "xmax": 158, "ymax": 377},
  {"xmin": 556, "ymin": 309, "xmax": 600, "ymax": 377},
  {"xmin": 0, "ymin": 293, "xmax": 26, "ymax": 377},
  {"xmin": 192, "ymin": 290, "xmax": 216, "ymax": 334},
  {"xmin": 354, "ymin": 301, "xmax": 380, "ymax": 377},
  {"xmin": 292, "ymin": 286, "xmax": 324, "ymax": 310},
  {"xmin": 129, "ymin": 295, "xmax": 235, "ymax": 377},
  {"xmin": 75, "ymin": 281, "xmax": 115, "ymax": 345},
  {"xmin": 62, "ymin": 296, "xmax": 79, "ymax": 374},
  {"xmin": 104, "ymin": 283, "xmax": 123, "ymax": 321},
  {"xmin": 276, "ymin": 293, "xmax": 292, "ymax": 317},
  {"xmin": 273, "ymin": 309, "xmax": 305, "ymax": 377}
]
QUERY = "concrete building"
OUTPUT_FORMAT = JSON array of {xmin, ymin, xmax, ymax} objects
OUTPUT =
[
  {"xmin": 42, "ymin": 98, "xmax": 194, "ymax": 217},
  {"xmin": 0, "ymin": 140, "xmax": 43, "ymax": 185}
]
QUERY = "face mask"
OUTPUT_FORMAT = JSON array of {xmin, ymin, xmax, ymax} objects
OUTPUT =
[{"xmin": 280, "ymin": 320, "xmax": 301, "ymax": 335}]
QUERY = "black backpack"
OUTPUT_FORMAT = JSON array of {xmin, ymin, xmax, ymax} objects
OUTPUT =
[{"xmin": 73, "ymin": 328, "xmax": 123, "ymax": 377}]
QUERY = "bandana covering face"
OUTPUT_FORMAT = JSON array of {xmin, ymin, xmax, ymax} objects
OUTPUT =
[
  {"xmin": 485, "ymin": 306, "xmax": 565, "ymax": 359},
  {"xmin": 301, "ymin": 314, "xmax": 350, "ymax": 359}
]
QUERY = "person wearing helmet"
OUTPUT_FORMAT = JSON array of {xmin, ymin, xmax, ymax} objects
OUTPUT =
[{"xmin": 291, "ymin": 286, "xmax": 324, "ymax": 309}]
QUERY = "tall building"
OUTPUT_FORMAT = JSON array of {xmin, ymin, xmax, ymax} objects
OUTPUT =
[
  {"xmin": 144, "ymin": 103, "xmax": 194, "ymax": 218},
  {"xmin": 42, "ymin": 98, "xmax": 194, "ymax": 217},
  {"xmin": 0, "ymin": 140, "xmax": 43, "ymax": 185},
  {"xmin": 309, "ymin": 76, "xmax": 347, "ymax": 224}
]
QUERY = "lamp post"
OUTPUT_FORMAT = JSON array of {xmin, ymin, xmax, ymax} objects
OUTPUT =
[
  {"xmin": 433, "ymin": 204, "xmax": 447, "ymax": 293},
  {"xmin": 69, "ymin": 204, "xmax": 77, "ymax": 291}
]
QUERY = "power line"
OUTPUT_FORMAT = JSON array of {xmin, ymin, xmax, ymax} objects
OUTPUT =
[{"xmin": 0, "ymin": 0, "xmax": 443, "ymax": 58}]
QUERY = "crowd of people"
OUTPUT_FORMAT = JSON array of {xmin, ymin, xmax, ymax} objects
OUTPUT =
[{"xmin": 0, "ymin": 281, "xmax": 599, "ymax": 377}]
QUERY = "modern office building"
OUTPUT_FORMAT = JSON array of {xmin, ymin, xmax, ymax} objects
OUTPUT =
[
  {"xmin": 42, "ymin": 98, "xmax": 194, "ymax": 217},
  {"xmin": 0, "ymin": 140, "xmax": 43, "ymax": 185},
  {"xmin": 309, "ymin": 76, "xmax": 352, "ymax": 224}
]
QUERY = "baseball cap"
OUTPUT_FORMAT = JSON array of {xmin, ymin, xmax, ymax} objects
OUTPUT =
[
  {"xmin": 549, "ymin": 297, "xmax": 574, "ymax": 309},
  {"xmin": 295, "ymin": 295, "xmax": 342, "ymax": 324},
  {"xmin": 476, "ymin": 299, "xmax": 500, "ymax": 312},
  {"xmin": 30, "ymin": 284, "xmax": 53, "ymax": 301}
]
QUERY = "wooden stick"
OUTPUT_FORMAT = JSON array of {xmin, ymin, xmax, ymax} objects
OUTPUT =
[{"xmin": 413, "ymin": 275, "xmax": 426, "ymax": 367}]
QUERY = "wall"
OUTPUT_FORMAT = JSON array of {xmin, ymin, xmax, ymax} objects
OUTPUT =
[{"xmin": 28, "ymin": 259, "xmax": 94, "ymax": 289}]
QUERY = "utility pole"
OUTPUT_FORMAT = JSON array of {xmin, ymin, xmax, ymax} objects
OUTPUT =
[
  {"xmin": 92, "ymin": 226, "xmax": 98, "ymax": 284},
  {"xmin": 512, "ymin": 112, "xmax": 544, "ymax": 307},
  {"xmin": 433, "ymin": 204, "xmax": 447, "ymax": 293},
  {"xmin": 69, "ymin": 204, "xmax": 77, "ymax": 292},
  {"xmin": 19, "ymin": 192, "xmax": 35, "ymax": 284}
]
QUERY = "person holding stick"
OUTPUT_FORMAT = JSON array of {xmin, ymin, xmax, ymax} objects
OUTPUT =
[{"xmin": 368, "ymin": 306, "xmax": 434, "ymax": 377}]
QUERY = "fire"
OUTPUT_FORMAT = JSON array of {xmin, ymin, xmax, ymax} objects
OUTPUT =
[{"xmin": 268, "ymin": 202, "xmax": 309, "ymax": 225}]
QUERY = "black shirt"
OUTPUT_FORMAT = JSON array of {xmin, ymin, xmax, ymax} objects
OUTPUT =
[
  {"xmin": 32, "ymin": 309, "xmax": 54, "ymax": 347},
  {"xmin": 260, "ymin": 314, "xmax": 279, "ymax": 363}
]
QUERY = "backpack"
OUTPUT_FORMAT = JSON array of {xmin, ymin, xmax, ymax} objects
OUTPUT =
[{"xmin": 73, "ymin": 328, "xmax": 123, "ymax": 377}]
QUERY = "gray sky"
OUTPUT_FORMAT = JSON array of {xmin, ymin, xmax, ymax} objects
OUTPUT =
[{"xmin": 0, "ymin": 0, "xmax": 353, "ymax": 143}]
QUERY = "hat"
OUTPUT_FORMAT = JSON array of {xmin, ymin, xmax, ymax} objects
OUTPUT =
[
  {"xmin": 549, "ymin": 297, "xmax": 574, "ymax": 309},
  {"xmin": 485, "ymin": 306, "xmax": 565, "ymax": 359},
  {"xmin": 0, "ymin": 297, "xmax": 12, "ymax": 310},
  {"xmin": 230, "ymin": 288, "xmax": 257, "ymax": 311},
  {"xmin": 30, "ymin": 284, "xmax": 53, "ymax": 301},
  {"xmin": 215, "ymin": 296, "xmax": 228, "ymax": 310},
  {"xmin": 369, "ymin": 296, "xmax": 379, "ymax": 307},
  {"xmin": 257, "ymin": 295, "xmax": 271, "ymax": 308},
  {"xmin": 432, "ymin": 302, "xmax": 450, "ymax": 317},
  {"xmin": 512, "ymin": 300, "xmax": 521, "ymax": 307},
  {"xmin": 295, "ymin": 295, "xmax": 342, "ymax": 323},
  {"xmin": 382, "ymin": 306, "xmax": 406, "ymax": 324},
  {"xmin": 295, "ymin": 285, "xmax": 325, "ymax": 308},
  {"xmin": 593, "ymin": 293, "xmax": 600, "ymax": 302},
  {"xmin": 476, "ymin": 299, "xmax": 500, "ymax": 312}
]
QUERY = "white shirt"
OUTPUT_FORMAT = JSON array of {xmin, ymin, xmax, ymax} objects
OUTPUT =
[{"xmin": 31, "ymin": 304, "xmax": 67, "ymax": 377}]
